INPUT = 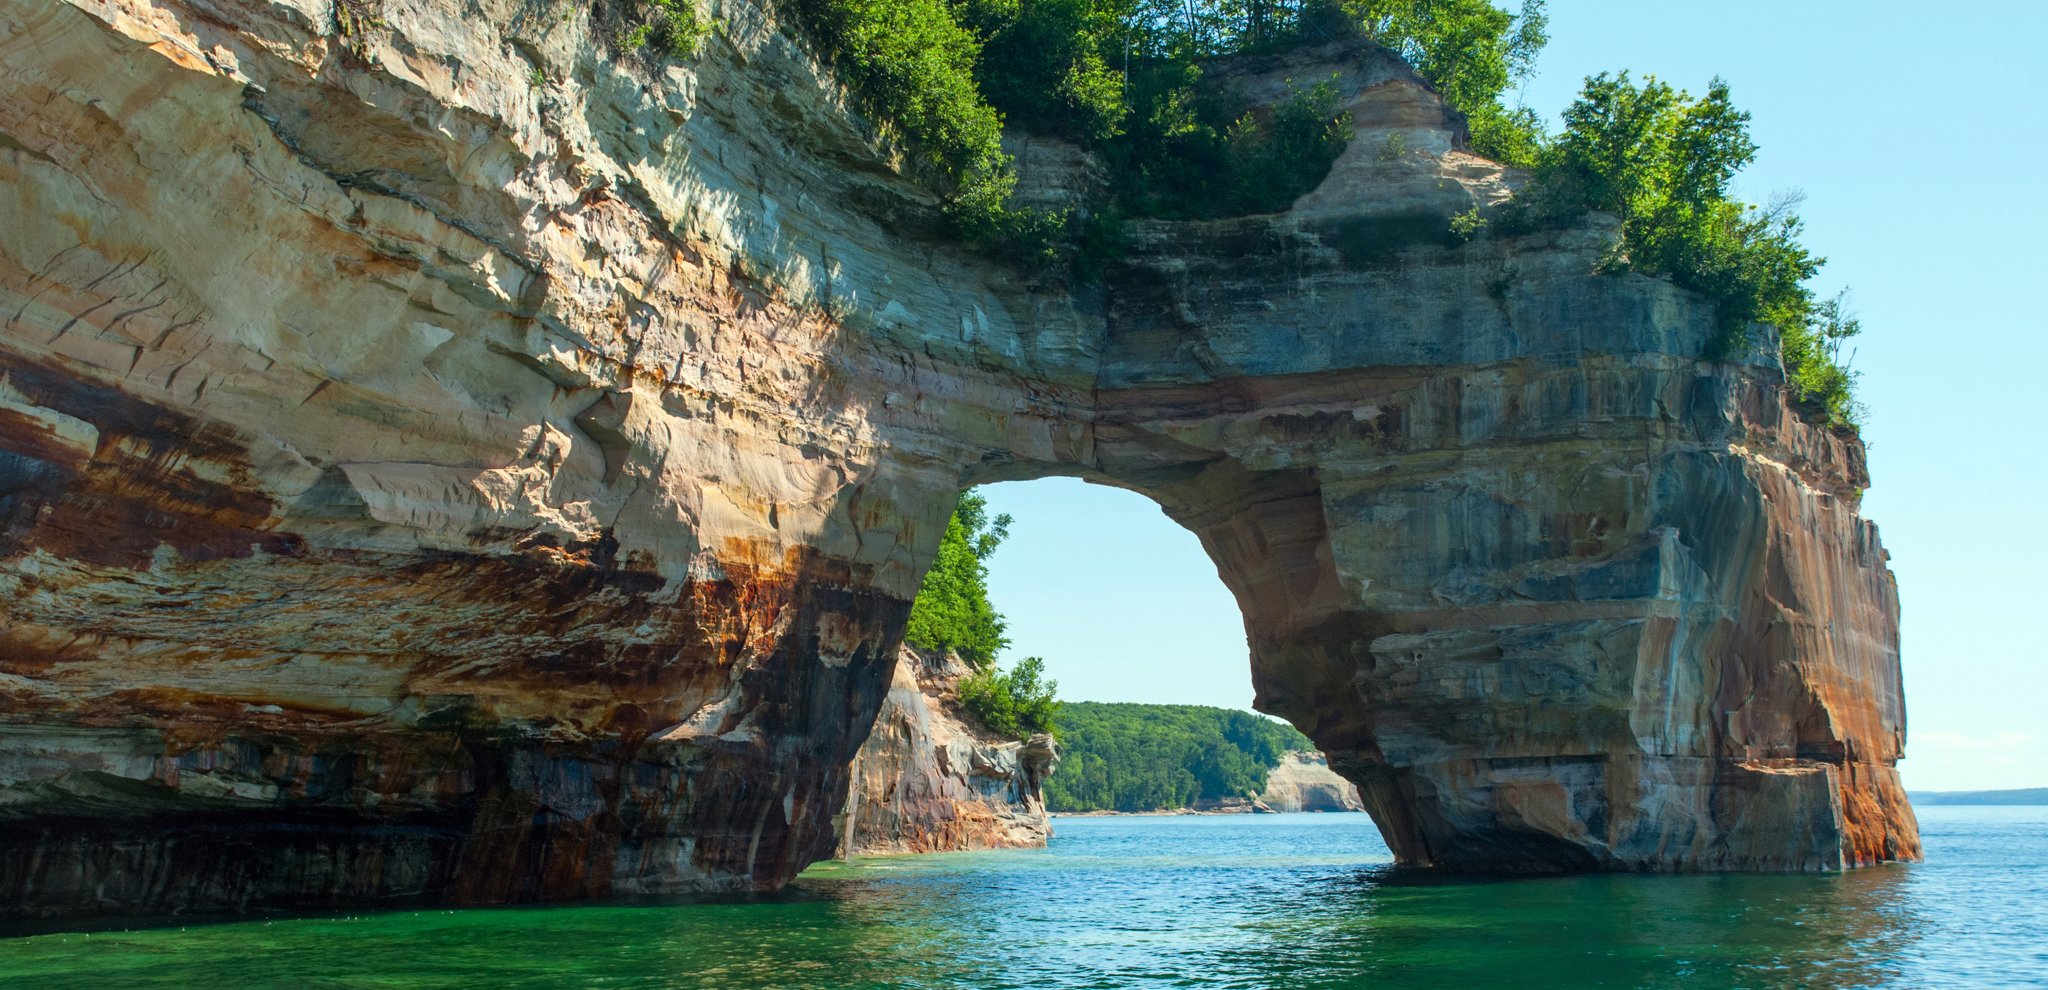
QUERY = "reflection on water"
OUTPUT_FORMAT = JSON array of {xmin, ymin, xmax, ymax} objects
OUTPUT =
[
  {"xmin": 1, "ymin": 807, "xmax": 2042, "ymax": 989},
  {"xmin": 1266, "ymin": 865, "xmax": 1925, "ymax": 989}
]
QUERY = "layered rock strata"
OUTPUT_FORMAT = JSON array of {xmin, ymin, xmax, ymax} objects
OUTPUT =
[
  {"xmin": 0, "ymin": 0, "xmax": 1916, "ymax": 915},
  {"xmin": 835, "ymin": 647, "xmax": 1056, "ymax": 856},
  {"xmin": 1259, "ymin": 751, "xmax": 1366, "ymax": 813}
]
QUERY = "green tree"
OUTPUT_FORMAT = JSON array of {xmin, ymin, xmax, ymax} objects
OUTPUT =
[
  {"xmin": 959, "ymin": 0, "xmax": 1138, "ymax": 142},
  {"xmin": 1514, "ymin": 71, "xmax": 1856, "ymax": 424},
  {"xmin": 903, "ymin": 492, "xmax": 1063, "ymax": 737},
  {"xmin": 903, "ymin": 492, "xmax": 1013, "ymax": 668},
  {"xmin": 958, "ymin": 655, "xmax": 1062, "ymax": 738},
  {"xmin": 786, "ymin": 0, "xmax": 1037, "ymax": 246},
  {"xmin": 1546, "ymin": 73, "xmax": 1754, "ymax": 228},
  {"xmin": 765, "ymin": 1, "xmax": 1862, "ymax": 424},
  {"xmin": 1342, "ymin": 0, "xmax": 1548, "ymax": 165},
  {"xmin": 1783, "ymin": 288, "xmax": 1863, "ymax": 424}
]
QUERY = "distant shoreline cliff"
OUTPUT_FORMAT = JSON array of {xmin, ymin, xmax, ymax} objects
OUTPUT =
[
  {"xmin": 837, "ymin": 679, "xmax": 1369, "ymax": 851},
  {"xmin": 1053, "ymin": 750, "xmax": 1366, "ymax": 817}
]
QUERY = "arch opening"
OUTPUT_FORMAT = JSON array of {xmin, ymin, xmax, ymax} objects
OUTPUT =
[{"xmin": 906, "ymin": 383, "xmax": 1914, "ymax": 875}]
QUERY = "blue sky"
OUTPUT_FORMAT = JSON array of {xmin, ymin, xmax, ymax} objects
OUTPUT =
[{"xmin": 976, "ymin": 0, "xmax": 2048, "ymax": 793}]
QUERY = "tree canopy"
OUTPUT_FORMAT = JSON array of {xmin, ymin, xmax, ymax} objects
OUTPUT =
[
  {"xmin": 624, "ymin": 0, "xmax": 1864, "ymax": 424},
  {"xmin": 903, "ymin": 491, "xmax": 1013, "ymax": 668},
  {"xmin": 1043, "ymin": 702, "xmax": 1312, "ymax": 812},
  {"xmin": 957, "ymin": 654, "xmax": 1060, "ymax": 739},
  {"xmin": 788, "ymin": 0, "xmax": 1862, "ymax": 424},
  {"xmin": 1508, "ymin": 71, "xmax": 1861, "ymax": 424},
  {"xmin": 778, "ymin": 0, "xmax": 1547, "ymax": 236},
  {"xmin": 902, "ymin": 492, "xmax": 1060, "ymax": 739}
]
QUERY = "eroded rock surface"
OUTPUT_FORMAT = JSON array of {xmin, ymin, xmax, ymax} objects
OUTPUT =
[
  {"xmin": 0, "ymin": 0, "xmax": 1916, "ymax": 916},
  {"xmin": 835, "ymin": 647, "xmax": 1056, "ymax": 856},
  {"xmin": 1260, "ymin": 752, "xmax": 1365, "ymax": 813}
]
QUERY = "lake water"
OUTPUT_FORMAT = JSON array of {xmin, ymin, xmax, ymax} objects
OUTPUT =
[{"xmin": 2, "ymin": 806, "xmax": 2043, "ymax": 988}]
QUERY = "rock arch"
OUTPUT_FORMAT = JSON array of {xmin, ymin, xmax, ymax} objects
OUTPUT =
[{"xmin": 0, "ymin": 0, "xmax": 1915, "ymax": 915}]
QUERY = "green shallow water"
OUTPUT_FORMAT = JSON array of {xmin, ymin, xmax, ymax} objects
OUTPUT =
[{"xmin": 3, "ymin": 806, "xmax": 2044, "ymax": 988}]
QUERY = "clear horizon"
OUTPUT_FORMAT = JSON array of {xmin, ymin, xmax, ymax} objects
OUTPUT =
[{"xmin": 978, "ymin": 0, "xmax": 2048, "ymax": 794}]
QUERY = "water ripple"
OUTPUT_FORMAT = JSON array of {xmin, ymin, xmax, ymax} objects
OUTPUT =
[{"xmin": 2, "ymin": 808, "xmax": 2044, "ymax": 988}]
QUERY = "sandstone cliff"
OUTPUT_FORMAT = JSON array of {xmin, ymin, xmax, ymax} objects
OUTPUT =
[
  {"xmin": 1259, "ymin": 751, "xmax": 1365, "ymax": 813},
  {"xmin": 835, "ymin": 647, "xmax": 1056, "ymax": 856},
  {"xmin": 0, "ymin": 0, "xmax": 1916, "ymax": 916}
]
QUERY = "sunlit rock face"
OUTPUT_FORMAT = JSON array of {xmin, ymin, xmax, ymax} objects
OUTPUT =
[
  {"xmin": 1259, "ymin": 752, "xmax": 1364, "ymax": 813},
  {"xmin": 0, "ymin": 0, "xmax": 1915, "ymax": 915},
  {"xmin": 835, "ymin": 647, "xmax": 1056, "ymax": 856}
]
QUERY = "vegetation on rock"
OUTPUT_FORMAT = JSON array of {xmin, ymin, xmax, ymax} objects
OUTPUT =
[
  {"xmin": 766, "ymin": 1, "xmax": 1861, "ymax": 423},
  {"xmin": 778, "ymin": 0, "xmax": 1548, "ymax": 244},
  {"xmin": 1505, "ymin": 72, "xmax": 1862, "ymax": 425},
  {"xmin": 958, "ymin": 655, "xmax": 1060, "ymax": 739},
  {"xmin": 904, "ymin": 491, "xmax": 1012, "ymax": 668},
  {"xmin": 1341, "ymin": 0, "xmax": 1551, "ymax": 165},
  {"xmin": 622, "ymin": 0, "xmax": 709, "ymax": 56},
  {"xmin": 784, "ymin": 0, "xmax": 1024, "ymax": 240},
  {"xmin": 1043, "ymin": 702, "xmax": 1311, "ymax": 812},
  {"xmin": 770, "ymin": 1, "xmax": 1534, "ymax": 238},
  {"xmin": 615, "ymin": 1, "xmax": 1861, "ymax": 418},
  {"xmin": 904, "ymin": 492, "xmax": 1059, "ymax": 737}
]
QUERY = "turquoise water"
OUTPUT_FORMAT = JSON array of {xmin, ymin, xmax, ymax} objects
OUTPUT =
[{"xmin": 2, "ymin": 806, "xmax": 2043, "ymax": 988}]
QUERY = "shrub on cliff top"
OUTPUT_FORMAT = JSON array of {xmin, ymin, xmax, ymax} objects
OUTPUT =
[
  {"xmin": 622, "ymin": 0, "xmax": 709, "ymax": 57},
  {"xmin": 958, "ymin": 655, "xmax": 1061, "ymax": 739},
  {"xmin": 788, "ymin": 0, "xmax": 1005, "ymax": 192},
  {"xmin": 1344, "ymin": 0, "xmax": 1550, "ymax": 166},
  {"xmin": 768, "ymin": 0, "xmax": 1860, "ymax": 424},
  {"xmin": 778, "ymin": 1, "xmax": 1543, "ymax": 235},
  {"xmin": 954, "ymin": 0, "xmax": 1547, "ymax": 219},
  {"xmin": 784, "ymin": 0, "xmax": 1059, "ymax": 254},
  {"xmin": 1505, "ymin": 72, "xmax": 1861, "ymax": 426}
]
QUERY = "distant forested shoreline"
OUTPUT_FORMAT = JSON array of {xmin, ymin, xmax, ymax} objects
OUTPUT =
[{"xmin": 1044, "ymin": 702, "xmax": 1311, "ymax": 812}]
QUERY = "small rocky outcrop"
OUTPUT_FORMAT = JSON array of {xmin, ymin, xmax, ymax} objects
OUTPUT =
[
  {"xmin": 1259, "ymin": 752, "xmax": 1366, "ymax": 813},
  {"xmin": 835, "ymin": 648, "xmax": 1057, "ymax": 856}
]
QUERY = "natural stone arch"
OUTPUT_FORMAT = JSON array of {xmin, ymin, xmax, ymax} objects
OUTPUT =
[
  {"xmin": 979, "ymin": 361, "xmax": 1900, "ymax": 874},
  {"xmin": 0, "ymin": 0, "xmax": 1914, "ymax": 916},
  {"xmin": 967, "ymin": 308, "xmax": 1910, "ymax": 873}
]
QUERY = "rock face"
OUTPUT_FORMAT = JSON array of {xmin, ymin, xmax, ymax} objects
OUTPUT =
[
  {"xmin": 1260, "ymin": 752, "xmax": 1366, "ymax": 813},
  {"xmin": 835, "ymin": 647, "xmax": 1056, "ymax": 856},
  {"xmin": 0, "ymin": 0, "xmax": 1916, "ymax": 915}
]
